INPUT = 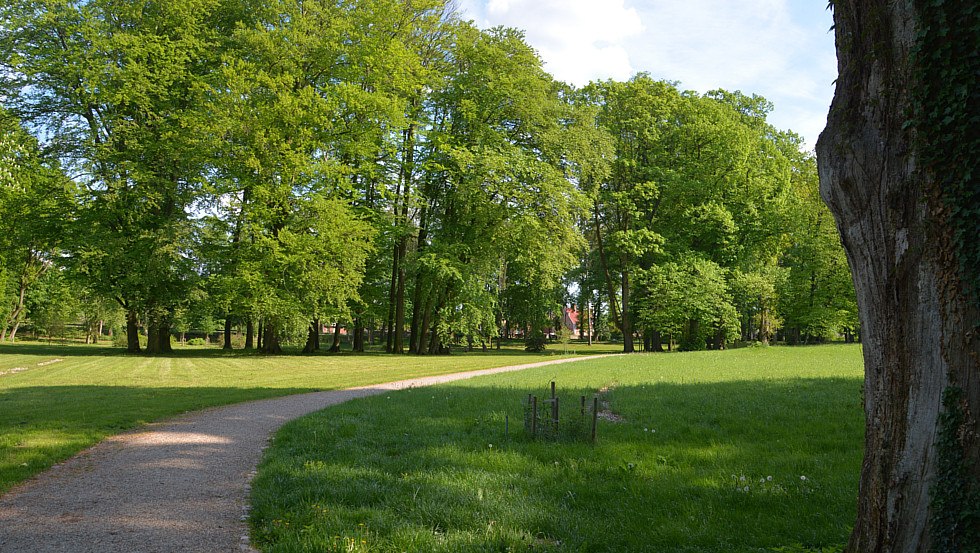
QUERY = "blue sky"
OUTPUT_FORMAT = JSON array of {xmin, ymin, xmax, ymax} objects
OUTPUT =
[{"xmin": 457, "ymin": 0, "xmax": 838, "ymax": 150}]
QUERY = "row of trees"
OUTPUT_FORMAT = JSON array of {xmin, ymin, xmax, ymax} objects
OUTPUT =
[{"xmin": 0, "ymin": 0, "xmax": 856, "ymax": 354}]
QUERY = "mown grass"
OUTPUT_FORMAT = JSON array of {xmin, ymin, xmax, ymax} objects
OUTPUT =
[
  {"xmin": 250, "ymin": 345, "xmax": 864, "ymax": 553},
  {"xmin": 0, "ymin": 340, "xmax": 616, "ymax": 495}
]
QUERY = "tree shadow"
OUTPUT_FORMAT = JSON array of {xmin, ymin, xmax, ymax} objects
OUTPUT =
[
  {"xmin": 0, "ymin": 385, "xmax": 311, "ymax": 495},
  {"xmin": 252, "ymin": 377, "xmax": 863, "ymax": 552}
]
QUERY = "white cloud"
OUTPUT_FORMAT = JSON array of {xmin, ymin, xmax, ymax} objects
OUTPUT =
[
  {"xmin": 458, "ymin": 0, "xmax": 837, "ymax": 148},
  {"xmin": 458, "ymin": 0, "xmax": 643, "ymax": 85}
]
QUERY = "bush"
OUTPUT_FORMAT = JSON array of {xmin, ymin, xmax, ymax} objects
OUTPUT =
[{"xmin": 187, "ymin": 338, "xmax": 206, "ymax": 346}]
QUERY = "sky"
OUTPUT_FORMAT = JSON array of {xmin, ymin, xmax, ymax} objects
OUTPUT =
[{"xmin": 456, "ymin": 0, "xmax": 838, "ymax": 151}]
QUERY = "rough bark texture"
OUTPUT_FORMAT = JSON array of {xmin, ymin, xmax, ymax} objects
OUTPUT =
[
  {"xmin": 222, "ymin": 317, "xmax": 233, "ymax": 350},
  {"xmin": 817, "ymin": 2, "xmax": 980, "ymax": 551},
  {"xmin": 244, "ymin": 319, "xmax": 254, "ymax": 350},
  {"xmin": 125, "ymin": 309, "xmax": 141, "ymax": 353}
]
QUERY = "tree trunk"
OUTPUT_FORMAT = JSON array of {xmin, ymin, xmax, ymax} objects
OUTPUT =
[
  {"xmin": 145, "ymin": 320, "xmax": 160, "ymax": 354},
  {"xmin": 818, "ymin": 2, "xmax": 980, "ymax": 551},
  {"xmin": 260, "ymin": 320, "xmax": 281, "ymax": 354},
  {"xmin": 386, "ymin": 243, "xmax": 399, "ymax": 353},
  {"xmin": 126, "ymin": 309, "xmax": 141, "ymax": 353},
  {"xmin": 245, "ymin": 318, "xmax": 254, "ymax": 349},
  {"xmin": 417, "ymin": 291, "xmax": 435, "ymax": 355},
  {"xmin": 650, "ymin": 329, "xmax": 664, "ymax": 352},
  {"xmin": 393, "ymin": 249, "xmax": 407, "ymax": 354},
  {"xmin": 621, "ymin": 263, "xmax": 634, "ymax": 353},
  {"xmin": 302, "ymin": 319, "xmax": 319, "ymax": 354},
  {"xmin": 223, "ymin": 317, "xmax": 233, "ymax": 350},
  {"xmin": 353, "ymin": 317, "xmax": 365, "ymax": 353},
  {"xmin": 329, "ymin": 322, "xmax": 342, "ymax": 353},
  {"xmin": 593, "ymin": 202, "xmax": 623, "ymax": 335},
  {"xmin": 158, "ymin": 318, "xmax": 172, "ymax": 353}
]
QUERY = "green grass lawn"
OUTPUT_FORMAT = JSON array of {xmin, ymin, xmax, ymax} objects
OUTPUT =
[
  {"xmin": 0, "ymin": 340, "xmax": 617, "ymax": 495},
  {"xmin": 249, "ymin": 345, "xmax": 864, "ymax": 553}
]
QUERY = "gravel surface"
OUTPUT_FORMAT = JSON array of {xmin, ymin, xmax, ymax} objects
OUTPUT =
[{"xmin": 0, "ymin": 355, "xmax": 611, "ymax": 552}]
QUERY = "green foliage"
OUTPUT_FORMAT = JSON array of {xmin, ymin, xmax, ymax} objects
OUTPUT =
[
  {"xmin": 929, "ymin": 387, "xmax": 980, "ymax": 553},
  {"xmin": 910, "ymin": 0, "xmax": 980, "ymax": 309}
]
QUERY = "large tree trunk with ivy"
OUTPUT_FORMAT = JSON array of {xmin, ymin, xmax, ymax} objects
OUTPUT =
[{"xmin": 817, "ymin": 2, "xmax": 979, "ymax": 551}]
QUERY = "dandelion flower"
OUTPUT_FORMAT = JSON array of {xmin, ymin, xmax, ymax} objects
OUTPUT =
[
  {"xmin": 743, "ymin": 486, "xmax": 749, "ymax": 492},
  {"xmin": 801, "ymin": 475, "xmax": 807, "ymax": 481},
  {"xmin": 767, "ymin": 475, "xmax": 773, "ymax": 481}
]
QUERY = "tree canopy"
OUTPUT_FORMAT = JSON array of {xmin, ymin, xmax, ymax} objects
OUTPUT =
[{"xmin": 0, "ymin": 0, "xmax": 856, "ymax": 353}]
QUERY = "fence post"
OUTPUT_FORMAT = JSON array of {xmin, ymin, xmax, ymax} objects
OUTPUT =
[
  {"xmin": 591, "ymin": 396, "xmax": 599, "ymax": 443},
  {"xmin": 531, "ymin": 395, "xmax": 538, "ymax": 437}
]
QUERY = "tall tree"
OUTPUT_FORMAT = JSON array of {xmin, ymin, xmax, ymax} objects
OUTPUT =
[
  {"xmin": 1, "ymin": 0, "xmax": 223, "ymax": 353},
  {"xmin": 817, "ymin": 1, "xmax": 979, "ymax": 550},
  {"xmin": 0, "ymin": 109, "xmax": 73, "ymax": 342}
]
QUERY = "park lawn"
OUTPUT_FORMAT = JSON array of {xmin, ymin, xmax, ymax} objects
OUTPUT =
[
  {"xmin": 0, "ymin": 341, "xmax": 618, "ymax": 495},
  {"xmin": 250, "ymin": 344, "xmax": 864, "ymax": 553}
]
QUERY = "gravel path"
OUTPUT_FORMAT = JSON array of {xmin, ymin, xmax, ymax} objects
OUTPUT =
[{"xmin": 0, "ymin": 355, "xmax": 611, "ymax": 552}]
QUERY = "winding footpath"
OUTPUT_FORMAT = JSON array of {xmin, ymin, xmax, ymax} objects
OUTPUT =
[{"xmin": 0, "ymin": 355, "xmax": 610, "ymax": 552}]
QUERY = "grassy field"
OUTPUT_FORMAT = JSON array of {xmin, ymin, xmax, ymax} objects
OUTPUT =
[
  {"xmin": 249, "ymin": 345, "xmax": 864, "ymax": 553},
  {"xmin": 0, "ymin": 340, "xmax": 619, "ymax": 495}
]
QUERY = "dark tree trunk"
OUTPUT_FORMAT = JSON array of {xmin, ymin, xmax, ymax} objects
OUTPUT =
[
  {"xmin": 126, "ymin": 309, "xmax": 141, "ymax": 353},
  {"xmin": 223, "ymin": 317, "xmax": 233, "ymax": 350},
  {"xmin": 818, "ymin": 2, "xmax": 980, "ymax": 551},
  {"xmin": 353, "ymin": 317, "xmax": 365, "ymax": 353},
  {"xmin": 244, "ymin": 319, "xmax": 254, "ymax": 350},
  {"xmin": 393, "ymin": 252, "xmax": 406, "ymax": 354},
  {"xmin": 302, "ymin": 319, "xmax": 319, "ymax": 354},
  {"xmin": 329, "ymin": 322, "xmax": 342, "ymax": 353},
  {"xmin": 621, "ymin": 264, "xmax": 634, "ymax": 353},
  {"xmin": 593, "ymin": 202, "xmax": 623, "ymax": 337},
  {"xmin": 386, "ymin": 243, "xmax": 399, "ymax": 353},
  {"xmin": 417, "ymin": 291, "xmax": 435, "ymax": 355},
  {"xmin": 145, "ymin": 319, "xmax": 161, "ymax": 354},
  {"xmin": 158, "ymin": 318, "xmax": 172, "ymax": 353},
  {"xmin": 649, "ymin": 329, "xmax": 664, "ymax": 352},
  {"xmin": 260, "ymin": 320, "xmax": 281, "ymax": 354},
  {"xmin": 408, "ymin": 206, "xmax": 429, "ymax": 354},
  {"xmin": 256, "ymin": 320, "xmax": 263, "ymax": 351}
]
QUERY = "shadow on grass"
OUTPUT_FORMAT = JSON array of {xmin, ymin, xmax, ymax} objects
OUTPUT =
[
  {"xmin": 0, "ymin": 341, "xmax": 608, "ymax": 360},
  {"xmin": 0, "ymin": 385, "xmax": 311, "ymax": 495},
  {"xmin": 252, "ymin": 377, "xmax": 863, "ymax": 552}
]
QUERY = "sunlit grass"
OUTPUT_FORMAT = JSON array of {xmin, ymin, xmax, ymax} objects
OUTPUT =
[
  {"xmin": 250, "ymin": 345, "xmax": 864, "ymax": 552},
  {"xmin": 0, "ymin": 340, "xmax": 614, "ymax": 494}
]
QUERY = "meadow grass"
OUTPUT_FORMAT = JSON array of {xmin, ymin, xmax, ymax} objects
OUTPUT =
[
  {"xmin": 0, "ymin": 340, "xmax": 616, "ymax": 494},
  {"xmin": 249, "ymin": 345, "xmax": 864, "ymax": 553}
]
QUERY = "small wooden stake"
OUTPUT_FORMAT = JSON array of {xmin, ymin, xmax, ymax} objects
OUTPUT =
[
  {"xmin": 550, "ymin": 381, "xmax": 556, "ymax": 400},
  {"xmin": 591, "ymin": 396, "xmax": 599, "ymax": 443},
  {"xmin": 580, "ymin": 395, "xmax": 586, "ymax": 416},
  {"xmin": 553, "ymin": 396, "xmax": 559, "ymax": 434},
  {"xmin": 531, "ymin": 395, "xmax": 538, "ymax": 437},
  {"xmin": 505, "ymin": 414, "xmax": 509, "ymax": 435}
]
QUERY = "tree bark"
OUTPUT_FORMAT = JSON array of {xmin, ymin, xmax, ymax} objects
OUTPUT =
[
  {"xmin": 244, "ymin": 318, "xmax": 254, "ymax": 349},
  {"xmin": 593, "ymin": 202, "xmax": 623, "ymax": 336},
  {"xmin": 649, "ymin": 329, "xmax": 664, "ymax": 352},
  {"xmin": 302, "ymin": 319, "xmax": 319, "ymax": 354},
  {"xmin": 621, "ymin": 262, "xmax": 634, "ymax": 353},
  {"xmin": 223, "ymin": 317, "xmax": 233, "ymax": 350},
  {"xmin": 329, "ymin": 322, "xmax": 342, "ymax": 353},
  {"xmin": 353, "ymin": 317, "xmax": 365, "ymax": 353},
  {"xmin": 126, "ymin": 309, "xmax": 141, "ymax": 353},
  {"xmin": 260, "ymin": 320, "xmax": 281, "ymax": 354},
  {"xmin": 818, "ymin": 2, "xmax": 980, "ymax": 551}
]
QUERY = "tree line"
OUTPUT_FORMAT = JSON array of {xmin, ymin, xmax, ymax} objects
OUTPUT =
[{"xmin": 0, "ymin": 0, "xmax": 856, "ymax": 354}]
